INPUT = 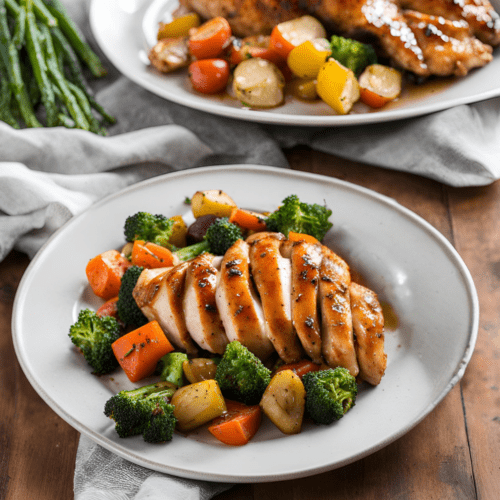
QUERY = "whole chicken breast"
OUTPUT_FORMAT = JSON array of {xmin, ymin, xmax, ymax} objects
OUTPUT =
[
  {"xmin": 248, "ymin": 233, "xmax": 304, "ymax": 363},
  {"xmin": 290, "ymin": 240, "xmax": 323, "ymax": 364},
  {"xmin": 319, "ymin": 246, "xmax": 359, "ymax": 377},
  {"xmin": 216, "ymin": 239, "xmax": 275, "ymax": 360},
  {"xmin": 183, "ymin": 253, "xmax": 229, "ymax": 354},
  {"xmin": 349, "ymin": 282, "xmax": 387, "ymax": 385}
]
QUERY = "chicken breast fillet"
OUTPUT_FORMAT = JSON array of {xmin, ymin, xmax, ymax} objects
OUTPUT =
[
  {"xmin": 216, "ymin": 239, "xmax": 275, "ymax": 360},
  {"xmin": 133, "ymin": 262, "xmax": 198, "ymax": 355},
  {"xmin": 349, "ymin": 282, "xmax": 387, "ymax": 385},
  {"xmin": 184, "ymin": 253, "xmax": 229, "ymax": 354},
  {"xmin": 319, "ymin": 246, "xmax": 359, "ymax": 377},
  {"xmin": 248, "ymin": 233, "xmax": 304, "ymax": 363},
  {"xmin": 290, "ymin": 241, "xmax": 323, "ymax": 364}
]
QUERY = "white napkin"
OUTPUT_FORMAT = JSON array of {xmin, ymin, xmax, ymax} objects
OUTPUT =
[{"xmin": 3, "ymin": 0, "xmax": 500, "ymax": 498}]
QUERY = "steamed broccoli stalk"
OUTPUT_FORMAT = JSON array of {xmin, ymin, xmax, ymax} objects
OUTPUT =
[
  {"xmin": 117, "ymin": 265, "xmax": 148, "ymax": 328},
  {"xmin": 302, "ymin": 367, "xmax": 358, "ymax": 425},
  {"xmin": 215, "ymin": 341, "xmax": 271, "ymax": 405},
  {"xmin": 329, "ymin": 35, "xmax": 377, "ymax": 76},
  {"xmin": 265, "ymin": 194, "xmax": 333, "ymax": 241},
  {"xmin": 124, "ymin": 212, "xmax": 175, "ymax": 247},
  {"xmin": 174, "ymin": 217, "xmax": 242, "ymax": 261},
  {"xmin": 68, "ymin": 309, "xmax": 121, "ymax": 374},
  {"xmin": 159, "ymin": 352, "xmax": 189, "ymax": 387},
  {"xmin": 104, "ymin": 381, "xmax": 177, "ymax": 442}
]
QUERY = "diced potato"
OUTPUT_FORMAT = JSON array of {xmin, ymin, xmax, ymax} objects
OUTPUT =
[
  {"xmin": 260, "ymin": 369, "xmax": 306, "ymax": 435},
  {"xmin": 288, "ymin": 78, "xmax": 319, "ymax": 101},
  {"xmin": 358, "ymin": 64, "xmax": 402, "ymax": 108},
  {"xmin": 157, "ymin": 13, "xmax": 201, "ymax": 39},
  {"xmin": 168, "ymin": 215, "xmax": 188, "ymax": 248},
  {"xmin": 171, "ymin": 379, "xmax": 226, "ymax": 432},
  {"xmin": 190, "ymin": 190, "xmax": 237, "ymax": 219},
  {"xmin": 182, "ymin": 358, "xmax": 218, "ymax": 384},
  {"xmin": 232, "ymin": 58, "xmax": 285, "ymax": 109}
]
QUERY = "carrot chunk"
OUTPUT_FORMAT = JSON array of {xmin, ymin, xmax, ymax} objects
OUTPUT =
[
  {"xmin": 275, "ymin": 359, "xmax": 322, "ymax": 379},
  {"xmin": 86, "ymin": 250, "xmax": 131, "ymax": 300},
  {"xmin": 229, "ymin": 208, "xmax": 267, "ymax": 232},
  {"xmin": 131, "ymin": 240, "xmax": 175, "ymax": 268},
  {"xmin": 112, "ymin": 321, "xmax": 174, "ymax": 382},
  {"xmin": 96, "ymin": 296, "xmax": 119, "ymax": 319},
  {"xmin": 208, "ymin": 400, "xmax": 262, "ymax": 446}
]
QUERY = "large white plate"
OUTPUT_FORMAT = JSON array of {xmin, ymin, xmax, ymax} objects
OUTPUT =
[
  {"xmin": 13, "ymin": 165, "xmax": 478, "ymax": 482},
  {"xmin": 89, "ymin": 0, "xmax": 500, "ymax": 126}
]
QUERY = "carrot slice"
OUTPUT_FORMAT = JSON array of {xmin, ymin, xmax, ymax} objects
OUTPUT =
[
  {"xmin": 86, "ymin": 250, "xmax": 131, "ymax": 300},
  {"xmin": 229, "ymin": 208, "xmax": 267, "ymax": 232},
  {"xmin": 188, "ymin": 58, "xmax": 230, "ymax": 94},
  {"xmin": 287, "ymin": 232, "xmax": 320, "ymax": 244},
  {"xmin": 112, "ymin": 321, "xmax": 174, "ymax": 383},
  {"xmin": 131, "ymin": 240, "xmax": 176, "ymax": 268},
  {"xmin": 96, "ymin": 296, "xmax": 119, "ymax": 318},
  {"xmin": 188, "ymin": 17, "xmax": 232, "ymax": 60},
  {"xmin": 208, "ymin": 400, "xmax": 262, "ymax": 446},
  {"xmin": 275, "ymin": 359, "xmax": 322, "ymax": 379}
]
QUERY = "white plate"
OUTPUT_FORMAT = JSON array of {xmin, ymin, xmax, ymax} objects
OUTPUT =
[
  {"xmin": 12, "ymin": 165, "xmax": 478, "ymax": 482},
  {"xmin": 89, "ymin": 0, "xmax": 500, "ymax": 127}
]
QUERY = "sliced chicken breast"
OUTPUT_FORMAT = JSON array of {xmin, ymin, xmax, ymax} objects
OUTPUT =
[
  {"xmin": 133, "ymin": 262, "xmax": 198, "ymax": 355},
  {"xmin": 183, "ymin": 253, "xmax": 229, "ymax": 354},
  {"xmin": 319, "ymin": 246, "xmax": 359, "ymax": 377},
  {"xmin": 248, "ymin": 233, "xmax": 304, "ymax": 363},
  {"xmin": 216, "ymin": 239, "xmax": 275, "ymax": 360},
  {"xmin": 350, "ymin": 282, "xmax": 387, "ymax": 385},
  {"xmin": 290, "ymin": 241, "xmax": 323, "ymax": 364}
]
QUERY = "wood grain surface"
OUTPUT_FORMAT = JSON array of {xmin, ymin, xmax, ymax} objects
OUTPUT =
[{"xmin": 1, "ymin": 150, "xmax": 498, "ymax": 499}]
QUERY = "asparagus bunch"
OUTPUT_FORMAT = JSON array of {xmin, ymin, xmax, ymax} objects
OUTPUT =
[{"xmin": 0, "ymin": 0, "xmax": 116, "ymax": 133}]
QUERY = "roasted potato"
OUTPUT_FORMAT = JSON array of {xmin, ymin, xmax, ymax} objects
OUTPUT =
[
  {"xmin": 182, "ymin": 358, "xmax": 219, "ymax": 384},
  {"xmin": 190, "ymin": 190, "xmax": 237, "ymax": 219}
]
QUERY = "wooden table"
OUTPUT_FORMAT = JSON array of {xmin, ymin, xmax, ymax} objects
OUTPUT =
[{"xmin": 1, "ymin": 149, "xmax": 499, "ymax": 499}]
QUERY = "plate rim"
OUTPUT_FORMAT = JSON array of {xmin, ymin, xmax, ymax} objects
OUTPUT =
[
  {"xmin": 89, "ymin": 0, "xmax": 500, "ymax": 127},
  {"xmin": 12, "ymin": 165, "xmax": 479, "ymax": 482}
]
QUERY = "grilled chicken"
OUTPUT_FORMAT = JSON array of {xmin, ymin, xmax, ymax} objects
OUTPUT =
[
  {"xmin": 183, "ymin": 253, "xmax": 229, "ymax": 354},
  {"xmin": 215, "ymin": 239, "xmax": 275, "ymax": 360},
  {"xmin": 350, "ymin": 282, "xmax": 387, "ymax": 385},
  {"xmin": 248, "ymin": 233, "xmax": 304, "ymax": 363},
  {"xmin": 319, "ymin": 247, "xmax": 359, "ymax": 377},
  {"xmin": 133, "ymin": 261, "xmax": 198, "ymax": 355},
  {"xmin": 404, "ymin": 10, "xmax": 493, "ymax": 77},
  {"xmin": 290, "ymin": 241, "xmax": 323, "ymax": 364}
]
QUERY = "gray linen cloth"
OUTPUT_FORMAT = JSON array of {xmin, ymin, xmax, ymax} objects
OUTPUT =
[{"xmin": 3, "ymin": 0, "xmax": 500, "ymax": 498}]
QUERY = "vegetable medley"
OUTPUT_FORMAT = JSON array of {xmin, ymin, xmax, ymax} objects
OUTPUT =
[
  {"xmin": 148, "ymin": 13, "xmax": 404, "ymax": 114},
  {"xmin": 70, "ymin": 189, "xmax": 371, "ymax": 446}
]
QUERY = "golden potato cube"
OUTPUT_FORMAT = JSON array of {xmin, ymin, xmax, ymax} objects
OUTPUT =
[{"xmin": 190, "ymin": 190, "xmax": 237, "ymax": 219}]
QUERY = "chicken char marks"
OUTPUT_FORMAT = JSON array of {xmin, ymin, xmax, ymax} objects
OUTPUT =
[
  {"xmin": 179, "ymin": 0, "xmax": 500, "ymax": 77},
  {"xmin": 132, "ymin": 235, "xmax": 387, "ymax": 385}
]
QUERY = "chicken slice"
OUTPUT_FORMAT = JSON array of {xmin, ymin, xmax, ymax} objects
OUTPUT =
[
  {"xmin": 399, "ymin": 0, "xmax": 500, "ymax": 46},
  {"xmin": 319, "ymin": 246, "xmax": 359, "ymax": 377},
  {"xmin": 184, "ymin": 253, "xmax": 229, "ymax": 354},
  {"xmin": 349, "ymin": 282, "xmax": 387, "ymax": 385},
  {"xmin": 290, "ymin": 241, "xmax": 323, "ymax": 364},
  {"xmin": 216, "ymin": 239, "xmax": 275, "ymax": 360},
  {"xmin": 133, "ymin": 262, "xmax": 198, "ymax": 355},
  {"xmin": 404, "ymin": 10, "xmax": 493, "ymax": 76},
  {"xmin": 248, "ymin": 234, "xmax": 304, "ymax": 363}
]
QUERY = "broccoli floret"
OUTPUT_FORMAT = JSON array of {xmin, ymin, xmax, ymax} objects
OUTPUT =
[
  {"xmin": 104, "ymin": 381, "xmax": 177, "ymax": 442},
  {"xmin": 116, "ymin": 265, "xmax": 148, "ymax": 328},
  {"xmin": 68, "ymin": 309, "xmax": 121, "ymax": 374},
  {"xmin": 329, "ymin": 35, "xmax": 377, "ymax": 76},
  {"xmin": 302, "ymin": 367, "xmax": 358, "ymax": 425},
  {"xmin": 158, "ymin": 352, "xmax": 189, "ymax": 387},
  {"xmin": 174, "ymin": 217, "xmax": 242, "ymax": 261},
  {"xmin": 124, "ymin": 212, "xmax": 175, "ymax": 247},
  {"xmin": 215, "ymin": 341, "xmax": 271, "ymax": 405},
  {"xmin": 265, "ymin": 195, "xmax": 333, "ymax": 241}
]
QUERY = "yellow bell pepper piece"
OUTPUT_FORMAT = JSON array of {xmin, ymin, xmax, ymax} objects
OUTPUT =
[
  {"xmin": 316, "ymin": 58, "xmax": 360, "ymax": 115},
  {"xmin": 157, "ymin": 13, "xmax": 201, "ymax": 40},
  {"xmin": 287, "ymin": 38, "xmax": 331, "ymax": 79}
]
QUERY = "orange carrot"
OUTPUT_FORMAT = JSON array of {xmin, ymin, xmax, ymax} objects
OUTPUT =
[
  {"xmin": 86, "ymin": 250, "xmax": 131, "ymax": 300},
  {"xmin": 188, "ymin": 17, "xmax": 232, "ymax": 60},
  {"xmin": 131, "ymin": 240, "xmax": 176, "ymax": 268},
  {"xmin": 112, "ymin": 321, "xmax": 174, "ymax": 383},
  {"xmin": 287, "ymin": 232, "xmax": 320, "ymax": 244},
  {"xmin": 229, "ymin": 208, "xmax": 267, "ymax": 232},
  {"xmin": 275, "ymin": 359, "xmax": 322, "ymax": 379},
  {"xmin": 96, "ymin": 296, "xmax": 119, "ymax": 318},
  {"xmin": 208, "ymin": 400, "xmax": 262, "ymax": 446},
  {"xmin": 188, "ymin": 58, "xmax": 230, "ymax": 94}
]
